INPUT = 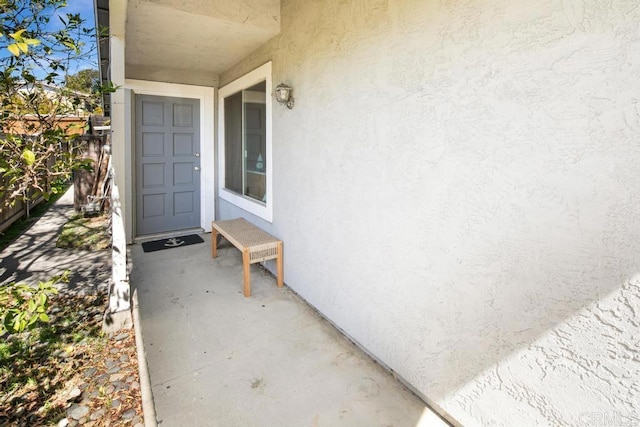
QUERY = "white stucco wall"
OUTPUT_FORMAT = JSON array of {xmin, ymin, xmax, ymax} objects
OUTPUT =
[{"xmin": 219, "ymin": 1, "xmax": 640, "ymax": 425}]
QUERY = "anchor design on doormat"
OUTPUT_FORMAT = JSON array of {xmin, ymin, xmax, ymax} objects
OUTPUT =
[
  {"xmin": 164, "ymin": 237, "xmax": 185, "ymax": 248},
  {"xmin": 141, "ymin": 234, "xmax": 204, "ymax": 253}
]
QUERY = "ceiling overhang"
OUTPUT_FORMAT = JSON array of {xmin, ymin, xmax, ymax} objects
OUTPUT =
[
  {"xmin": 95, "ymin": 0, "xmax": 280, "ymax": 113},
  {"xmin": 124, "ymin": 0, "xmax": 280, "ymax": 84}
]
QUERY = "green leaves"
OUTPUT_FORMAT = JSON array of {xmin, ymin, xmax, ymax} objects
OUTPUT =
[
  {"xmin": 62, "ymin": 40, "xmax": 78, "ymax": 52},
  {"xmin": 0, "ymin": 273, "xmax": 66, "ymax": 335},
  {"xmin": 95, "ymin": 81, "xmax": 119, "ymax": 94},
  {"xmin": 22, "ymin": 149, "xmax": 36, "ymax": 166},
  {"xmin": 11, "ymin": 29, "xmax": 26, "ymax": 38},
  {"xmin": 7, "ymin": 43, "xmax": 20, "ymax": 56},
  {"xmin": 0, "ymin": 0, "xmax": 98, "ymax": 212},
  {"xmin": 7, "ymin": 29, "xmax": 41, "ymax": 57},
  {"xmin": 66, "ymin": 68, "xmax": 99, "ymax": 93},
  {"xmin": 0, "ymin": 122, "xmax": 92, "ymax": 212}
]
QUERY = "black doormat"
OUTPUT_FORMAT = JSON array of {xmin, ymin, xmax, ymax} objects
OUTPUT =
[{"xmin": 141, "ymin": 234, "xmax": 204, "ymax": 253}]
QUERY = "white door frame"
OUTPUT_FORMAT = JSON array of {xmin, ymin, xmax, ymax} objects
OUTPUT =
[{"xmin": 125, "ymin": 79, "xmax": 215, "ymax": 236}]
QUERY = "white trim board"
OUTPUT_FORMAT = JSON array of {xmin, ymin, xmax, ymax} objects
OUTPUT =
[
  {"xmin": 217, "ymin": 62, "xmax": 273, "ymax": 223},
  {"xmin": 125, "ymin": 79, "xmax": 216, "ymax": 233}
]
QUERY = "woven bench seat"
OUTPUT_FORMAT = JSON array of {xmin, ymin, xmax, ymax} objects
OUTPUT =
[{"xmin": 211, "ymin": 218, "xmax": 283, "ymax": 297}]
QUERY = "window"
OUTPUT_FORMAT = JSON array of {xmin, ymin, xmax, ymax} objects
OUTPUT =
[
  {"xmin": 218, "ymin": 63, "xmax": 272, "ymax": 222},
  {"xmin": 224, "ymin": 85, "xmax": 266, "ymax": 202}
]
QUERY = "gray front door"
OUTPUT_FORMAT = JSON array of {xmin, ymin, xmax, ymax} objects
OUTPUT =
[{"xmin": 135, "ymin": 95, "xmax": 200, "ymax": 235}]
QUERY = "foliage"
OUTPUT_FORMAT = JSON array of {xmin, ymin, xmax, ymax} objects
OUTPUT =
[
  {"xmin": 66, "ymin": 67, "xmax": 101, "ymax": 113},
  {"xmin": 0, "ymin": 291, "xmax": 110, "ymax": 424},
  {"xmin": 0, "ymin": 0, "xmax": 99, "ymax": 214},
  {"xmin": 0, "ymin": 127, "xmax": 93, "ymax": 209},
  {"xmin": 0, "ymin": 271, "xmax": 67, "ymax": 335},
  {"xmin": 66, "ymin": 68, "xmax": 99, "ymax": 94}
]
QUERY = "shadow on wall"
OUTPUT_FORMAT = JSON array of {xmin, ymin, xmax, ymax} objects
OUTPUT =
[{"xmin": 422, "ymin": 218, "xmax": 640, "ymax": 409}]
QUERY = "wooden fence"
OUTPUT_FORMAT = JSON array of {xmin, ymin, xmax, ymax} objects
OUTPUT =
[
  {"xmin": 73, "ymin": 134, "xmax": 109, "ymax": 211},
  {"xmin": 0, "ymin": 133, "xmax": 107, "ymax": 233},
  {"xmin": 0, "ymin": 192, "xmax": 44, "ymax": 233}
]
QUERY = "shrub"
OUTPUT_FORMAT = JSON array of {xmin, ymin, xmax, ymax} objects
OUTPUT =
[{"xmin": 0, "ymin": 272, "xmax": 68, "ymax": 334}]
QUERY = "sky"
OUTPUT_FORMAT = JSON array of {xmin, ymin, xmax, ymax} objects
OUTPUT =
[
  {"xmin": 0, "ymin": 0, "xmax": 100, "ymax": 80},
  {"xmin": 52, "ymin": 0, "xmax": 100, "ymax": 75}
]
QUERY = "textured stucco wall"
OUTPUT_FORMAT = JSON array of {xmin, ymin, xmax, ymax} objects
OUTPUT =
[{"xmin": 219, "ymin": 1, "xmax": 640, "ymax": 425}]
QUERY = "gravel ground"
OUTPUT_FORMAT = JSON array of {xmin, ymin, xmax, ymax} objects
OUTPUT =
[
  {"xmin": 59, "ymin": 325, "xmax": 144, "ymax": 427},
  {"xmin": 0, "ymin": 292, "xmax": 145, "ymax": 427}
]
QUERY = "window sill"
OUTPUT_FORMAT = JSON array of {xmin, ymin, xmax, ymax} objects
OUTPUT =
[{"xmin": 219, "ymin": 188, "xmax": 272, "ymax": 223}]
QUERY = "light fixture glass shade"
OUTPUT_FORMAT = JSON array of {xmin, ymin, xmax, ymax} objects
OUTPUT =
[{"xmin": 274, "ymin": 83, "xmax": 291, "ymax": 104}]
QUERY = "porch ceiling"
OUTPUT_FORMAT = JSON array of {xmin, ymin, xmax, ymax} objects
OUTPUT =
[{"xmin": 124, "ymin": 0, "xmax": 280, "ymax": 79}]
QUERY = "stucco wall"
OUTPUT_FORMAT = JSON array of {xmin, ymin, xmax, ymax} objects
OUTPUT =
[{"xmin": 219, "ymin": 1, "xmax": 640, "ymax": 425}]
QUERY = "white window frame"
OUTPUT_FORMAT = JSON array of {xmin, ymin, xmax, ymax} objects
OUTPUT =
[{"xmin": 218, "ymin": 62, "xmax": 273, "ymax": 222}]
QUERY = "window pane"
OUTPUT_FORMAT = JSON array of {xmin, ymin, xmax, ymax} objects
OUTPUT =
[
  {"xmin": 224, "ymin": 92, "xmax": 242, "ymax": 194},
  {"xmin": 244, "ymin": 101, "xmax": 266, "ymax": 202},
  {"xmin": 222, "ymin": 83, "xmax": 267, "ymax": 203}
]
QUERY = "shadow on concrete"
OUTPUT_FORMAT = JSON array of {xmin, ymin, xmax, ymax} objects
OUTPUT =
[{"xmin": 0, "ymin": 187, "xmax": 110, "ymax": 295}]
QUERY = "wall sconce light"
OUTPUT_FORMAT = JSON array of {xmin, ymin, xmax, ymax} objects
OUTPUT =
[{"xmin": 274, "ymin": 83, "xmax": 294, "ymax": 109}]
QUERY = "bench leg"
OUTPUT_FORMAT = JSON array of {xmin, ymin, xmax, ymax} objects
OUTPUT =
[
  {"xmin": 242, "ymin": 248, "xmax": 251, "ymax": 297},
  {"xmin": 211, "ymin": 227, "xmax": 218, "ymax": 258},
  {"xmin": 276, "ymin": 241, "xmax": 283, "ymax": 288}
]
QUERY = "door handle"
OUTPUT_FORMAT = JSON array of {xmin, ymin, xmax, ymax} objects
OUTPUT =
[{"xmin": 194, "ymin": 166, "xmax": 200, "ymax": 171}]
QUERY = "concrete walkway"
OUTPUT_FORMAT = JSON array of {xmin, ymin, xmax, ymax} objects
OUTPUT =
[
  {"xmin": 0, "ymin": 187, "xmax": 110, "ymax": 294},
  {"xmin": 130, "ymin": 235, "xmax": 449, "ymax": 427}
]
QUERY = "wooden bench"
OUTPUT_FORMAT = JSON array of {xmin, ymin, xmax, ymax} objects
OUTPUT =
[{"xmin": 211, "ymin": 218, "xmax": 283, "ymax": 297}]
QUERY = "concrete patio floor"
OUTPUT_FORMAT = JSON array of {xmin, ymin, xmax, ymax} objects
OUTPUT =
[{"xmin": 130, "ymin": 233, "xmax": 449, "ymax": 427}]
